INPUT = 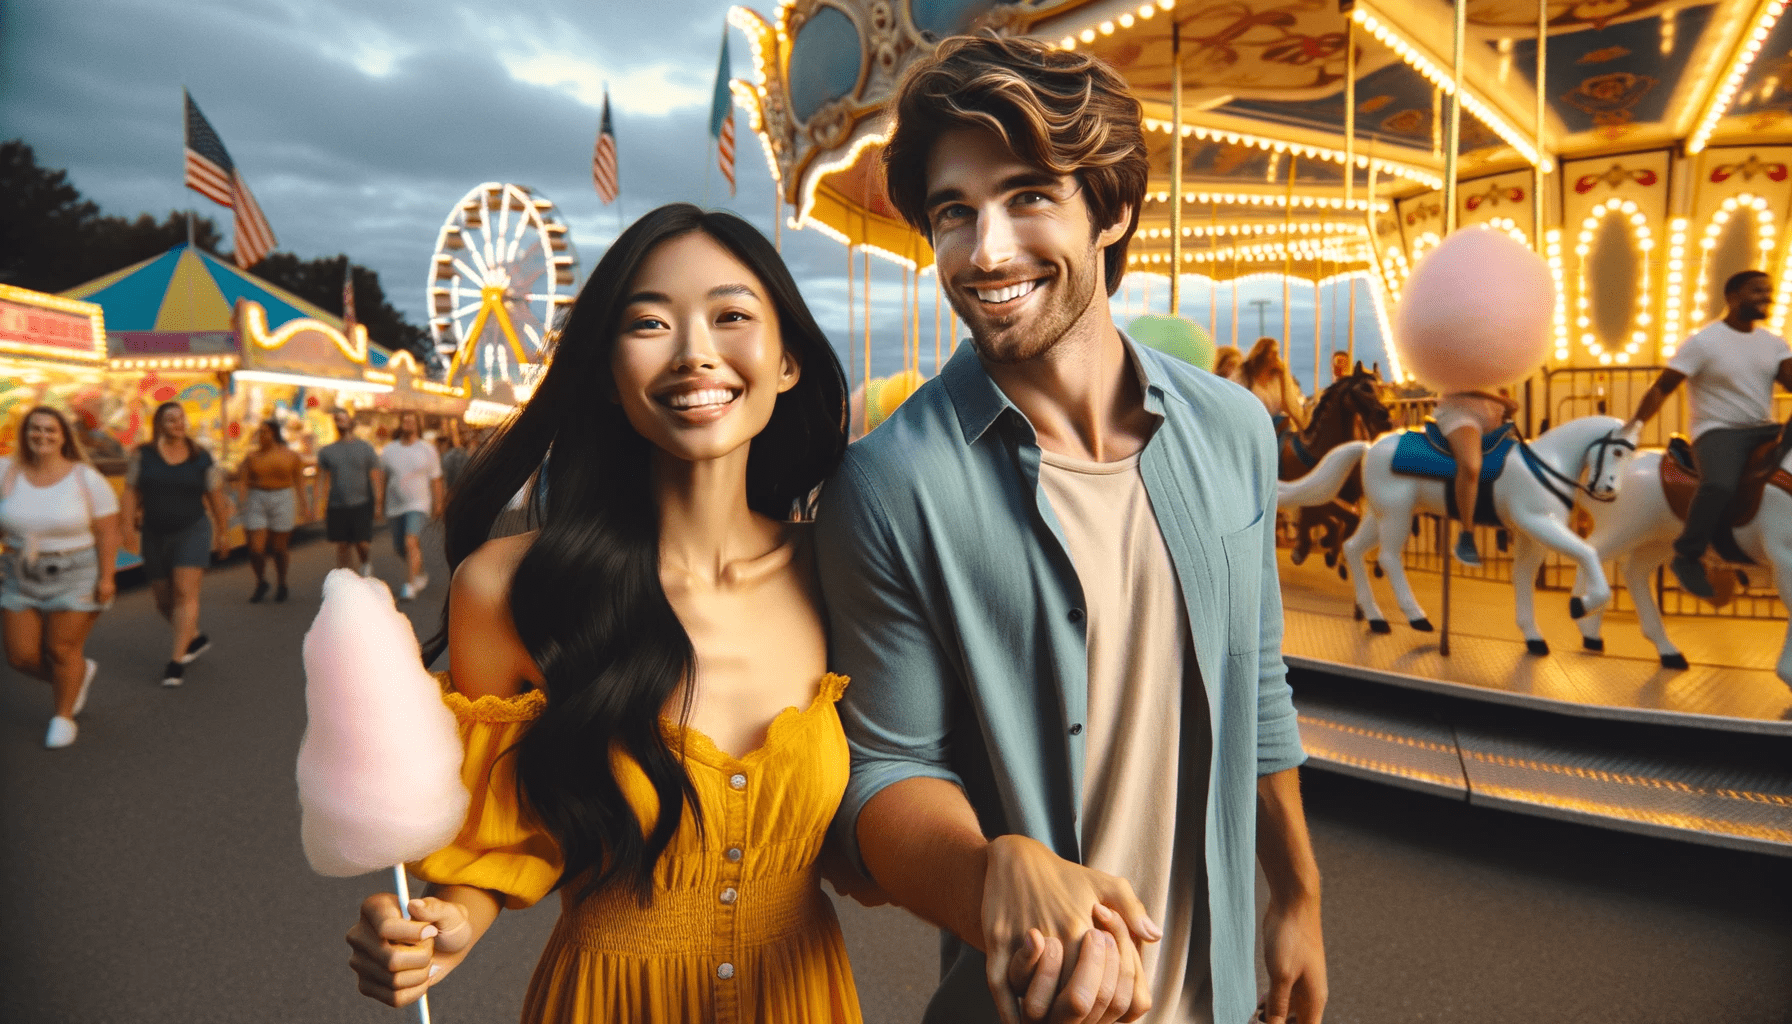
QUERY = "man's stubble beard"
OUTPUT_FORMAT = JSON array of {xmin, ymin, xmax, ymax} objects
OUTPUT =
[{"xmin": 954, "ymin": 241, "xmax": 1104, "ymax": 366}]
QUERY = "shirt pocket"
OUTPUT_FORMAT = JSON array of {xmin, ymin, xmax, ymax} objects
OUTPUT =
[{"xmin": 1219, "ymin": 512, "xmax": 1265, "ymax": 656}]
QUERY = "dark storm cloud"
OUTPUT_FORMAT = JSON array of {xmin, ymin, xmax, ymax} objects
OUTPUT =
[{"xmin": 1, "ymin": 0, "xmax": 1382, "ymax": 383}]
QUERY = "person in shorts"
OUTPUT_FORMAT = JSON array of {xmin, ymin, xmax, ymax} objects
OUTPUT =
[
  {"xmin": 1434, "ymin": 389, "xmax": 1519, "ymax": 565},
  {"xmin": 315, "ymin": 408, "xmax": 382, "ymax": 578},
  {"xmin": 1, "ymin": 406, "xmax": 120, "ymax": 748},
  {"xmin": 238, "ymin": 419, "xmax": 305, "ymax": 603},
  {"xmin": 120, "ymin": 402, "xmax": 230, "ymax": 687},
  {"xmin": 378, "ymin": 411, "xmax": 441, "ymax": 601}
]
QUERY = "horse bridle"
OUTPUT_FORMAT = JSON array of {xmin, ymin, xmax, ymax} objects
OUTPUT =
[{"xmin": 1519, "ymin": 432, "xmax": 1636, "ymax": 509}]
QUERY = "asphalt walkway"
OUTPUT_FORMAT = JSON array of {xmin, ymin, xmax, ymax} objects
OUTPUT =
[{"xmin": 2, "ymin": 530, "xmax": 1786, "ymax": 1023}]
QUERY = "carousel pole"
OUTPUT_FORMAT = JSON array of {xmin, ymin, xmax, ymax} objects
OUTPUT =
[
  {"xmin": 1346, "ymin": 16, "xmax": 1359, "ymax": 364},
  {"xmin": 845, "ymin": 243, "xmax": 856, "ymax": 417},
  {"xmin": 1283, "ymin": 157, "xmax": 1295, "ymax": 360},
  {"xmin": 1440, "ymin": 0, "xmax": 1469, "ymax": 657},
  {"xmin": 1170, "ymin": 20, "xmax": 1184, "ymax": 316},
  {"xmin": 1209, "ymin": 202, "xmax": 1219, "ymax": 337},
  {"xmin": 1231, "ymin": 248, "xmax": 1240, "ymax": 348},
  {"xmin": 1533, "ymin": 0, "xmax": 1547, "ymax": 254},
  {"xmin": 862, "ymin": 246, "xmax": 871, "ymax": 436},
  {"xmin": 774, "ymin": 181, "xmax": 783, "ymax": 252}
]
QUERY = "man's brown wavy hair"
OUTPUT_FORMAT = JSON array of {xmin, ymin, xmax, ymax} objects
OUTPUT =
[{"xmin": 882, "ymin": 35, "xmax": 1148, "ymax": 296}]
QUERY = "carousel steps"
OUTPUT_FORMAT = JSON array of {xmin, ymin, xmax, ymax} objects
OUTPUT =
[
  {"xmin": 1290, "ymin": 672, "xmax": 1792, "ymax": 858},
  {"xmin": 1277, "ymin": 551, "xmax": 1792, "ymax": 736}
]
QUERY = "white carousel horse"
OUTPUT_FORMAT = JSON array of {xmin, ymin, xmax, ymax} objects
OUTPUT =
[
  {"xmin": 1278, "ymin": 414, "xmax": 1640, "ymax": 646},
  {"xmin": 1571, "ymin": 444, "xmax": 1792, "ymax": 688}
]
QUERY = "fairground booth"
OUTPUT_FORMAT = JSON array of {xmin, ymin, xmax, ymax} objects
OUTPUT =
[
  {"xmin": 55, "ymin": 243, "xmax": 414, "ymax": 539},
  {"xmin": 728, "ymin": 0, "xmax": 1792, "ymax": 855},
  {"xmin": 0, "ymin": 284, "xmax": 112, "ymax": 466}
]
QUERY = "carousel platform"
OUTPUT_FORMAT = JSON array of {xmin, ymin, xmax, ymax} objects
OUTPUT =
[{"xmin": 1278, "ymin": 553, "xmax": 1792, "ymax": 857}]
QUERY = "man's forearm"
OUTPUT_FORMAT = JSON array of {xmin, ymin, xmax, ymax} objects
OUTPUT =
[
  {"xmin": 1257, "ymin": 767, "xmax": 1321, "ymax": 905},
  {"xmin": 857, "ymin": 776, "xmax": 990, "ymax": 948}
]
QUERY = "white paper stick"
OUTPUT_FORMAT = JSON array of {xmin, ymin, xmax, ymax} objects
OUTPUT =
[{"xmin": 393, "ymin": 865, "xmax": 432, "ymax": 1024}]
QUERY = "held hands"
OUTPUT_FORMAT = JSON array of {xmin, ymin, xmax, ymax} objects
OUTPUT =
[
  {"xmin": 346, "ymin": 892, "xmax": 475, "ymax": 1007},
  {"xmin": 982, "ymin": 834, "xmax": 1161, "ymax": 1024}
]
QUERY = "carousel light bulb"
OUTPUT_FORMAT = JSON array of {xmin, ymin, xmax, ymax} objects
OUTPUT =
[
  {"xmin": 1061, "ymin": 36, "xmax": 1076, "ymax": 48},
  {"xmin": 1080, "ymin": 28, "xmax": 1096, "ymax": 42},
  {"xmin": 1100, "ymin": 21, "xmax": 1115, "ymax": 35},
  {"xmin": 1139, "ymin": 3, "xmax": 1155, "ymax": 17}
]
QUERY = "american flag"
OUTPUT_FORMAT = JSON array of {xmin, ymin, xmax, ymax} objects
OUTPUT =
[
  {"xmin": 341, "ymin": 258, "xmax": 358, "ymax": 340},
  {"xmin": 183, "ymin": 90, "xmax": 277, "ymax": 268},
  {"xmin": 709, "ymin": 33, "xmax": 736, "ymax": 195},
  {"xmin": 592, "ymin": 92, "xmax": 619, "ymax": 205}
]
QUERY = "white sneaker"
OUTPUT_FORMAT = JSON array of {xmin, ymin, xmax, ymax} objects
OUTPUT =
[
  {"xmin": 72, "ymin": 658, "xmax": 97, "ymax": 716},
  {"xmin": 45, "ymin": 715, "xmax": 77, "ymax": 749},
  {"xmin": 411, "ymin": 573, "xmax": 429, "ymax": 595},
  {"xmin": 359, "ymin": 561, "xmax": 373, "ymax": 578},
  {"xmin": 398, "ymin": 581, "xmax": 415, "ymax": 601}
]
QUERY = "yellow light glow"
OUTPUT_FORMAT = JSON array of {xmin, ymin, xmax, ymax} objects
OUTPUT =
[{"xmin": 1690, "ymin": 2, "xmax": 1792, "ymax": 154}]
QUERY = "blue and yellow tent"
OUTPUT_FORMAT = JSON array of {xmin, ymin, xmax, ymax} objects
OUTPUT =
[{"xmin": 62, "ymin": 243, "xmax": 391, "ymax": 367}]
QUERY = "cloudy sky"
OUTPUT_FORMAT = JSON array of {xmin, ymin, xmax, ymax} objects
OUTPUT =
[{"xmin": 0, "ymin": 0, "xmax": 1386, "ymax": 389}]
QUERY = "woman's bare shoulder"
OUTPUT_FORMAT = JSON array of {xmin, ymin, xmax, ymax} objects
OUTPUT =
[{"xmin": 448, "ymin": 531, "xmax": 542, "ymax": 697}]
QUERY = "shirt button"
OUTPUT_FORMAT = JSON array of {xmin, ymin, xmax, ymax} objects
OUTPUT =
[
  {"xmin": 1069, "ymin": 723, "xmax": 1083, "ymax": 736},
  {"xmin": 726, "ymin": 847, "xmax": 743, "ymax": 862},
  {"xmin": 1068, "ymin": 607, "xmax": 1085, "ymax": 623},
  {"xmin": 720, "ymin": 887, "xmax": 738, "ymax": 904},
  {"xmin": 717, "ymin": 962, "xmax": 735, "ymax": 980},
  {"xmin": 729, "ymin": 773, "xmax": 747, "ymax": 790}
]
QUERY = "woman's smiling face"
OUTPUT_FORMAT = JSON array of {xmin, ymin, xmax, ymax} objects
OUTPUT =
[{"xmin": 610, "ymin": 231, "xmax": 799, "ymax": 465}]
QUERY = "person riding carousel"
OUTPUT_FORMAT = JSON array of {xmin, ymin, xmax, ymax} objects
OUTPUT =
[
  {"xmin": 1435, "ymin": 387, "xmax": 1520, "ymax": 566},
  {"xmin": 1235, "ymin": 336, "xmax": 1310, "ymax": 433},
  {"xmin": 1624, "ymin": 269, "xmax": 1792, "ymax": 597}
]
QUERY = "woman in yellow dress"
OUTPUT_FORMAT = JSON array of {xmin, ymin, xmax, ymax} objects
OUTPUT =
[{"xmin": 343, "ymin": 204, "xmax": 864, "ymax": 1022}]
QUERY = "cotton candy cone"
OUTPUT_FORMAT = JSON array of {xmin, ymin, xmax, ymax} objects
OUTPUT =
[
  {"xmin": 1393, "ymin": 227, "xmax": 1556, "ymax": 393},
  {"xmin": 297, "ymin": 569, "xmax": 468, "ymax": 877}
]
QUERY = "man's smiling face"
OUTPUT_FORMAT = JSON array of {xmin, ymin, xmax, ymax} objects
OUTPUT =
[{"xmin": 922, "ymin": 126, "xmax": 1127, "ymax": 364}]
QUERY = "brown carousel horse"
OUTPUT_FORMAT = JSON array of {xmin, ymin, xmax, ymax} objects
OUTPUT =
[{"xmin": 1279, "ymin": 366, "xmax": 1394, "ymax": 573}]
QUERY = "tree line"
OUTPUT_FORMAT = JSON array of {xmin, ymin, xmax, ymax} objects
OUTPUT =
[{"xmin": 0, "ymin": 139, "xmax": 434, "ymax": 365}]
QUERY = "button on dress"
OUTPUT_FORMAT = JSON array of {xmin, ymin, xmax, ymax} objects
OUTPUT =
[{"xmin": 410, "ymin": 673, "xmax": 863, "ymax": 1023}]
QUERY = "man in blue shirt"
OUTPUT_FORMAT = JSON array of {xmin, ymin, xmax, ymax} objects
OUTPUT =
[{"xmin": 815, "ymin": 36, "xmax": 1327, "ymax": 1024}]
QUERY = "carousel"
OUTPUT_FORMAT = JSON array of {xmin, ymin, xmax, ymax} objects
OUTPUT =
[{"xmin": 728, "ymin": 0, "xmax": 1792, "ymax": 854}]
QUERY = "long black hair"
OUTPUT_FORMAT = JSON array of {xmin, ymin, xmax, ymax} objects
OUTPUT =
[{"xmin": 425, "ymin": 204, "xmax": 847, "ymax": 903}]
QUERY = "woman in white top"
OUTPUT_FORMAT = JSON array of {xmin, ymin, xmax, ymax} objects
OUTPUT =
[
  {"xmin": 1235, "ymin": 336, "xmax": 1311, "ymax": 432},
  {"xmin": 0, "ymin": 406, "xmax": 121, "ymax": 749}
]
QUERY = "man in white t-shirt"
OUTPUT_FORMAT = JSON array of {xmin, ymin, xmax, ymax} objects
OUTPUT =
[
  {"xmin": 1626, "ymin": 270, "xmax": 1792, "ymax": 597},
  {"xmin": 377, "ymin": 412, "xmax": 443, "ymax": 601}
]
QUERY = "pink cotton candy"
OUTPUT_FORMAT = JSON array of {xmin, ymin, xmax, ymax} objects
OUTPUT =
[
  {"xmin": 297, "ymin": 569, "xmax": 468, "ymax": 877},
  {"xmin": 1394, "ymin": 228, "xmax": 1556, "ymax": 393}
]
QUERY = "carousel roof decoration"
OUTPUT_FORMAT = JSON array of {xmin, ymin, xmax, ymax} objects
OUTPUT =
[{"xmin": 728, "ymin": 0, "xmax": 1792, "ymax": 380}]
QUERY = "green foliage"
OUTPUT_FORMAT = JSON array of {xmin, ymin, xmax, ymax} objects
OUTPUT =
[
  {"xmin": 0, "ymin": 139, "xmax": 226, "ymax": 291},
  {"xmin": 0, "ymin": 139, "xmax": 433, "ymax": 365}
]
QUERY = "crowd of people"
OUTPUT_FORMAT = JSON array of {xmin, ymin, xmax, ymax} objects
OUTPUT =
[{"xmin": 0, "ymin": 400, "xmax": 473, "ymax": 748}]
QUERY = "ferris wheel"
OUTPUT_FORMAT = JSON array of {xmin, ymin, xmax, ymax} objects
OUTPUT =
[{"xmin": 426, "ymin": 182, "xmax": 578, "ymax": 394}]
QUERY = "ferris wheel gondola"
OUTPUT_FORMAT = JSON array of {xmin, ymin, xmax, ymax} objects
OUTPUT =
[{"xmin": 426, "ymin": 182, "xmax": 577, "ymax": 397}]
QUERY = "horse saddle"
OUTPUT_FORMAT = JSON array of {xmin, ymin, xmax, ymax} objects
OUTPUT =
[
  {"xmin": 1659, "ymin": 433, "xmax": 1792, "ymax": 554},
  {"xmin": 1279, "ymin": 424, "xmax": 1318, "ymax": 469},
  {"xmin": 1391, "ymin": 420, "xmax": 1517, "ymax": 484}
]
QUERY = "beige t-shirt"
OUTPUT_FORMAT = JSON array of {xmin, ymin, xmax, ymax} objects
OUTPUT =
[{"xmin": 1039, "ymin": 448, "xmax": 1214, "ymax": 1024}]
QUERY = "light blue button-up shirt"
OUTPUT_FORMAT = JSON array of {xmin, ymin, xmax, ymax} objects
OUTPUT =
[{"xmin": 815, "ymin": 334, "xmax": 1306, "ymax": 1024}]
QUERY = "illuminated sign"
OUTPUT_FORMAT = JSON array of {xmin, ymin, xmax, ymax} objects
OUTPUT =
[{"xmin": 0, "ymin": 284, "xmax": 107, "ymax": 363}]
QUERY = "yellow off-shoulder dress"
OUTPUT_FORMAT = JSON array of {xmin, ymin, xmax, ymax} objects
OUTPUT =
[{"xmin": 410, "ymin": 673, "xmax": 863, "ymax": 1024}]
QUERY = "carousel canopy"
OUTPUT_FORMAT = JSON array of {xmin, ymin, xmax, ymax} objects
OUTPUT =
[
  {"xmin": 733, "ymin": 0, "xmax": 1792, "ymax": 373},
  {"xmin": 61, "ymin": 244, "xmax": 394, "ymax": 367}
]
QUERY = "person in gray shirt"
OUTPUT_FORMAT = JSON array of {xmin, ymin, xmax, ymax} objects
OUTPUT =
[{"xmin": 314, "ymin": 408, "xmax": 383, "ymax": 577}]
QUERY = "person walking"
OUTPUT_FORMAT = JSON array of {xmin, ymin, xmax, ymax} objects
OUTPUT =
[
  {"xmin": 239, "ymin": 419, "xmax": 305, "ymax": 603},
  {"xmin": 1627, "ymin": 269, "xmax": 1792, "ymax": 597},
  {"xmin": 1, "ymin": 406, "xmax": 119, "ymax": 748},
  {"xmin": 817, "ymin": 36, "xmax": 1326, "ymax": 1024},
  {"xmin": 378, "ymin": 411, "xmax": 442, "ymax": 601},
  {"xmin": 120, "ymin": 402, "xmax": 230, "ymax": 687},
  {"xmin": 314, "ymin": 408, "xmax": 381, "ymax": 578},
  {"xmin": 439, "ymin": 430, "xmax": 474, "ymax": 494}
]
